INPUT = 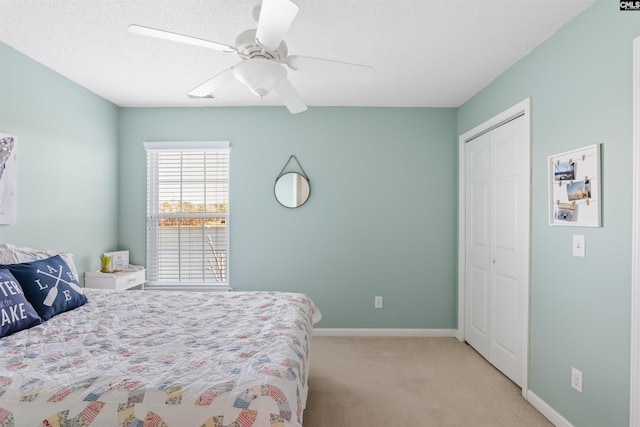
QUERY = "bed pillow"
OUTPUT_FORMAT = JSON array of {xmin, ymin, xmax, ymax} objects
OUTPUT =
[
  {"xmin": 4, "ymin": 255, "xmax": 88, "ymax": 321},
  {"xmin": 0, "ymin": 268, "xmax": 42, "ymax": 337},
  {"xmin": 0, "ymin": 243, "xmax": 79, "ymax": 280}
]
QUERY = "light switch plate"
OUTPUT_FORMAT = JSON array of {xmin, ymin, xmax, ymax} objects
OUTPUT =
[{"xmin": 573, "ymin": 235, "xmax": 585, "ymax": 257}]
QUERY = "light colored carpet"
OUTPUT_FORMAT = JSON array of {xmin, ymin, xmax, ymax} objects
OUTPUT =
[{"xmin": 303, "ymin": 336, "xmax": 552, "ymax": 427}]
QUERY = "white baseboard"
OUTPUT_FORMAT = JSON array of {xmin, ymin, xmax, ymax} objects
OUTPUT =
[
  {"xmin": 312, "ymin": 328, "xmax": 457, "ymax": 337},
  {"xmin": 527, "ymin": 390, "xmax": 574, "ymax": 427}
]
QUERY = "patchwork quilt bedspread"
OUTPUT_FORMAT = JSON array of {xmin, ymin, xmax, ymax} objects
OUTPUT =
[{"xmin": 0, "ymin": 289, "xmax": 315, "ymax": 427}]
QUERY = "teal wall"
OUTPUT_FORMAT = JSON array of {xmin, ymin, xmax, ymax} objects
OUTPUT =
[
  {"xmin": 118, "ymin": 107, "xmax": 459, "ymax": 329},
  {"xmin": 0, "ymin": 43, "xmax": 120, "ymax": 278},
  {"xmin": 458, "ymin": 1, "xmax": 637, "ymax": 426}
]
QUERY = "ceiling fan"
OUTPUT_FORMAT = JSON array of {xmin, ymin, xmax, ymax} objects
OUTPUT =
[{"xmin": 128, "ymin": 0, "xmax": 374, "ymax": 114}]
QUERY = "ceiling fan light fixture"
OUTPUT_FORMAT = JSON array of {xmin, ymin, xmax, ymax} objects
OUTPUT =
[
  {"xmin": 233, "ymin": 58, "xmax": 286, "ymax": 97},
  {"xmin": 128, "ymin": 0, "xmax": 373, "ymax": 114}
]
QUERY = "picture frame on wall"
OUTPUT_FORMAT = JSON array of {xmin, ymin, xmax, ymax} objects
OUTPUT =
[
  {"xmin": 548, "ymin": 143, "xmax": 601, "ymax": 227},
  {"xmin": 0, "ymin": 132, "xmax": 17, "ymax": 225}
]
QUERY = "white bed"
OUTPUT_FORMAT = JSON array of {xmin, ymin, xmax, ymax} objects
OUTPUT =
[{"xmin": 0, "ymin": 245, "xmax": 317, "ymax": 427}]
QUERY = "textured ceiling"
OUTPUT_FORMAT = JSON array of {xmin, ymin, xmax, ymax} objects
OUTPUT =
[{"xmin": 0, "ymin": 0, "xmax": 594, "ymax": 109}]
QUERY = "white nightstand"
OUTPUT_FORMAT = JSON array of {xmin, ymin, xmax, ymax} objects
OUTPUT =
[{"xmin": 84, "ymin": 265, "xmax": 146, "ymax": 290}]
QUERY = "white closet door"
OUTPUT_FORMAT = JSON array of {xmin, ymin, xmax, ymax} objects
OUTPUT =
[
  {"xmin": 465, "ymin": 131, "xmax": 492, "ymax": 360},
  {"xmin": 465, "ymin": 115, "xmax": 527, "ymax": 387}
]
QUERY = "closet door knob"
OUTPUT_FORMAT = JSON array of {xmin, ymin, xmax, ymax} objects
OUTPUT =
[{"xmin": 491, "ymin": 258, "xmax": 496, "ymax": 264}]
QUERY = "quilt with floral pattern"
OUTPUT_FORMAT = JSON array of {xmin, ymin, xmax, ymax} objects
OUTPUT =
[{"xmin": 0, "ymin": 289, "xmax": 315, "ymax": 427}]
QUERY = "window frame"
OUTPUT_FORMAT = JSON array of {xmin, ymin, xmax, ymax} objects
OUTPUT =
[{"xmin": 144, "ymin": 140, "xmax": 230, "ymax": 291}]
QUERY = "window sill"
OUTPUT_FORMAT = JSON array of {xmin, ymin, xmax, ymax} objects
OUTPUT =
[{"xmin": 144, "ymin": 283, "xmax": 230, "ymax": 292}]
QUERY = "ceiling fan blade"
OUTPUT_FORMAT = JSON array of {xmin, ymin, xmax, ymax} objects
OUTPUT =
[
  {"xmin": 188, "ymin": 67, "xmax": 237, "ymax": 98},
  {"xmin": 286, "ymin": 55, "xmax": 374, "ymax": 83},
  {"xmin": 274, "ymin": 78, "xmax": 307, "ymax": 114},
  {"xmin": 128, "ymin": 24, "xmax": 237, "ymax": 53},
  {"xmin": 255, "ymin": 0, "xmax": 299, "ymax": 51}
]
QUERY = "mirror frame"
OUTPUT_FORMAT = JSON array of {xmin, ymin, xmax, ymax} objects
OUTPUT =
[{"xmin": 274, "ymin": 171, "xmax": 311, "ymax": 208}]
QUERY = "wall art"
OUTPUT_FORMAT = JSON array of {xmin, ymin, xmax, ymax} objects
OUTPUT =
[
  {"xmin": 548, "ymin": 143, "xmax": 601, "ymax": 227},
  {"xmin": 0, "ymin": 133, "xmax": 17, "ymax": 224}
]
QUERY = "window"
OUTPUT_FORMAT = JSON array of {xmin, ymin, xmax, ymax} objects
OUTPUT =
[{"xmin": 144, "ymin": 141, "xmax": 229, "ymax": 290}]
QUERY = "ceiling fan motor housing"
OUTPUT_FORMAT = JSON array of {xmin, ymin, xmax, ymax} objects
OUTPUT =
[{"xmin": 235, "ymin": 29, "xmax": 287, "ymax": 61}]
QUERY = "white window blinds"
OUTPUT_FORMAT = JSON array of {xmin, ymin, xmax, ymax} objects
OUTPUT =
[{"xmin": 145, "ymin": 141, "xmax": 230, "ymax": 290}]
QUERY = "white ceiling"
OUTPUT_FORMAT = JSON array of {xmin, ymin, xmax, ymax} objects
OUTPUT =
[{"xmin": 0, "ymin": 0, "xmax": 594, "ymax": 109}]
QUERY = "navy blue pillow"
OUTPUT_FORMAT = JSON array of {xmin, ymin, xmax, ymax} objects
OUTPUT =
[
  {"xmin": 4, "ymin": 255, "xmax": 88, "ymax": 321},
  {"xmin": 0, "ymin": 268, "xmax": 42, "ymax": 337}
]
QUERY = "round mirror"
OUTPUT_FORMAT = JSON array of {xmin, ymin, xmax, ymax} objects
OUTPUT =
[{"xmin": 274, "ymin": 172, "xmax": 310, "ymax": 208}]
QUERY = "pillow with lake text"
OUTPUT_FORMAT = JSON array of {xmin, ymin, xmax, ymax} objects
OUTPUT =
[
  {"xmin": 4, "ymin": 255, "xmax": 88, "ymax": 321},
  {"xmin": 0, "ymin": 268, "xmax": 42, "ymax": 337}
]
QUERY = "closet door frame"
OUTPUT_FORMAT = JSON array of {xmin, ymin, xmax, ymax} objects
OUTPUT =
[
  {"xmin": 457, "ymin": 98, "xmax": 532, "ymax": 397},
  {"xmin": 630, "ymin": 35, "xmax": 639, "ymax": 427}
]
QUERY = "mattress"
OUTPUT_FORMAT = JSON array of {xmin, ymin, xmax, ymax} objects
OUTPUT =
[{"xmin": 0, "ymin": 289, "xmax": 316, "ymax": 427}]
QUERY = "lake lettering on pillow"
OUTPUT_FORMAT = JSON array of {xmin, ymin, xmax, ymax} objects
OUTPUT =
[
  {"xmin": 0, "ymin": 279, "xmax": 28, "ymax": 322},
  {"xmin": 0, "ymin": 268, "xmax": 41, "ymax": 337},
  {"xmin": 5, "ymin": 255, "xmax": 88, "ymax": 321}
]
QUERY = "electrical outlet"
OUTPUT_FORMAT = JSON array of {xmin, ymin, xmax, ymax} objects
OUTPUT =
[
  {"xmin": 571, "ymin": 367, "xmax": 583, "ymax": 392},
  {"xmin": 374, "ymin": 296, "xmax": 383, "ymax": 309}
]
